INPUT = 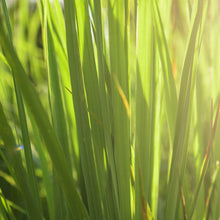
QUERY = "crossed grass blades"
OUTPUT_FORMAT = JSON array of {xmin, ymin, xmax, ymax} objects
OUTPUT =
[{"xmin": 0, "ymin": 0, "xmax": 220, "ymax": 219}]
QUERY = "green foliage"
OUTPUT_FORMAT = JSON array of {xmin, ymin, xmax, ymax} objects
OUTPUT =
[{"xmin": 0, "ymin": 0, "xmax": 219, "ymax": 219}]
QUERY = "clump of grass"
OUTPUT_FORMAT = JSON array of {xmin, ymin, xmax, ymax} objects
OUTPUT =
[{"xmin": 0, "ymin": 0, "xmax": 220, "ymax": 219}]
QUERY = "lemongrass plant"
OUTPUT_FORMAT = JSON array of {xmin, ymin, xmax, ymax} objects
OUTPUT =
[{"xmin": 0, "ymin": 0, "xmax": 220, "ymax": 219}]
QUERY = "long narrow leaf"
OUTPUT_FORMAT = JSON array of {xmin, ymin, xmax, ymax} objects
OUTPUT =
[{"xmin": 0, "ymin": 22, "xmax": 88, "ymax": 220}]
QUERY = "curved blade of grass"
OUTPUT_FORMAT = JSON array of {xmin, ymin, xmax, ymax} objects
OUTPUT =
[
  {"xmin": 43, "ymin": 11, "xmax": 68, "ymax": 216},
  {"xmin": 0, "ymin": 22, "xmax": 88, "ymax": 220},
  {"xmin": 135, "ymin": 0, "xmax": 159, "ymax": 218},
  {"xmin": 1, "ymin": 0, "xmax": 43, "ymax": 217},
  {"xmin": 151, "ymin": 57, "xmax": 163, "ymax": 219},
  {"xmin": 39, "ymin": 0, "xmax": 79, "ymax": 176},
  {"xmin": 91, "ymin": 1, "xmax": 120, "ymax": 215},
  {"xmin": 75, "ymin": 0, "xmax": 105, "ymax": 189},
  {"xmin": 48, "ymin": 0, "xmax": 66, "ymax": 50},
  {"xmin": 152, "ymin": 0, "xmax": 177, "ymax": 140},
  {"xmin": 45, "ymin": 4, "xmax": 71, "ymax": 161},
  {"xmin": 165, "ymin": 0, "xmax": 209, "ymax": 219},
  {"xmin": 75, "ymin": 1, "xmax": 120, "ymax": 219},
  {"xmin": 108, "ymin": 0, "xmax": 131, "ymax": 219},
  {"xmin": 152, "ymin": 3, "xmax": 177, "ymax": 216},
  {"xmin": 44, "ymin": 1, "xmax": 73, "ymax": 217},
  {"xmin": 190, "ymin": 99, "xmax": 220, "ymax": 219},
  {"xmin": 63, "ymin": 0, "xmax": 105, "ymax": 219}
]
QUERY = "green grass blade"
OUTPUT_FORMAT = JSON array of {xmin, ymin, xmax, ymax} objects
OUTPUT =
[
  {"xmin": 165, "ymin": 0, "xmax": 209, "ymax": 219},
  {"xmin": 0, "ymin": 102, "xmax": 41, "ymax": 220},
  {"xmin": 43, "ymin": 2, "xmax": 74, "ymax": 213},
  {"xmin": 75, "ymin": 0, "xmax": 105, "ymax": 186},
  {"xmin": 153, "ymin": 1, "xmax": 177, "ymax": 140},
  {"xmin": 13, "ymin": 80, "xmax": 43, "ymax": 218},
  {"xmin": 190, "ymin": 99, "xmax": 220, "ymax": 219},
  {"xmin": 63, "ymin": 0, "xmax": 104, "ymax": 219},
  {"xmin": 203, "ymin": 161, "xmax": 220, "ymax": 220},
  {"xmin": 0, "ymin": 22, "xmax": 88, "ymax": 220},
  {"xmin": 28, "ymin": 111, "xmax": 55, "ymax": 220},
  {"xmin": 135, "ymin": 0, "xmax": 159, "ymax": 218},
  {"xmin": 108, "ymin": 0, "xmax": 131, "ymax": 219},
  {"xmin": 0, "ymin": 0, "xmax": 219, "ymax": 219},
  {"xmin": 92, "ymin": 0, "xmax": 120, "ymax": 218},
  {"xmin": 44, "ymin": 3, "xmax": 73, "ymax": 216},
  {"xmin": 0, "ymin": 190, "xmax": 16, "ymax": 220},
  {"xmin": 75, "ymin": 1, "xmax": 119, "ymax": 218},
  {"xmin": 0, "ymin": 195, "xmax": 8, "ymax": 220},
  {"xmin": 45, "ymin": 1, "xmax": 71, "ymax": 165},
  {"xmin": 1, "ymin": 1, "xmax": 42, "ymax": 218},
  {"xmin": 39, "ymin": 0, "xmax": 79, "ymax": 175}
]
